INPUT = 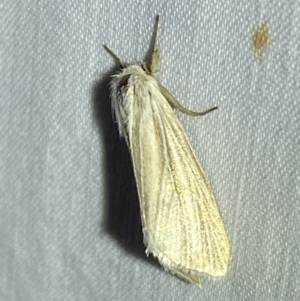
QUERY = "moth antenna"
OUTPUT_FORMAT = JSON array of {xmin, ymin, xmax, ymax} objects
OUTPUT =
[
  {"xmin": 103, "ymin": 45, "xmax": 125, "ymax": 69},
  {"xmin": 150, "ymin": 15, "xmax": 160, "ymax": 74}
]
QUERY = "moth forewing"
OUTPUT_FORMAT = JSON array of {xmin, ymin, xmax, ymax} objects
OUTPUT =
[{"xmin": 106, "ymin": 15, "xmax": 230, "ymax": 285}]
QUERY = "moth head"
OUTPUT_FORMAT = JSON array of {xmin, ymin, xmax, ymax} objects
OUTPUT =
[
  {"xmin": 104, "ymin": 46, "xmax": 154, "ymax": 142},
  {"xmin": 110, "ymin": 64, "xmax": 152, "ymax": 143}
]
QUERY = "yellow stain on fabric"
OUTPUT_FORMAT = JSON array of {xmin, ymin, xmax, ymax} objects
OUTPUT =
[{"xmin": 252, "ymin": 20, "xmax": 270, "ymax": 61}]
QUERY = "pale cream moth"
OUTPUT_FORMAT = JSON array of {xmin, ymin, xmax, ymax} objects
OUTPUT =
[{"xmin": 105, "ymin": 15, "xmax": 230, "ymax": 285}]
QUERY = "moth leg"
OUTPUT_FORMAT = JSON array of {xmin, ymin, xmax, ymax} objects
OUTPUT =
[
  {"xmin": 159, "ymin": 84, "xmax": 218, "ymax": 116},
  {"xmin": 103, "ymin": 45, "xmax": 125, "ymax": 69},
  {"xmin": 150, "ymin": 15, "xmax": 160, "ymax": 75}
]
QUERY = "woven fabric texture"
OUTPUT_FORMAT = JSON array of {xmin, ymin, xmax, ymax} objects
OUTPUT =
[{"xmin": 1, "ymin": 1, "xmax": 299, "ymax": 300}]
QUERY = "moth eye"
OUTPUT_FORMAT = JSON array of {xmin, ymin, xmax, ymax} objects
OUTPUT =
[{"xmin": 117, "ymin": 74, "xmax": 131, "ymax": 97}]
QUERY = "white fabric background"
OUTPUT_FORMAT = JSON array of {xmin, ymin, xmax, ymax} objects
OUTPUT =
[{"xmin": 1, "ymin": 1, "xmax": 299, "ymax": 300}]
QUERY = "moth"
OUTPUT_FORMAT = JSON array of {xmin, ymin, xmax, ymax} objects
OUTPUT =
[{"xmin": 105, "ymin": 15, "xmax": 230, "ymax": 285}]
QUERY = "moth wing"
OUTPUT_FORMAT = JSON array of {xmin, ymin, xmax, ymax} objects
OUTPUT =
[{"xmin": 129, "ymin": 85, "xmax": 230, "ymax": 284}]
